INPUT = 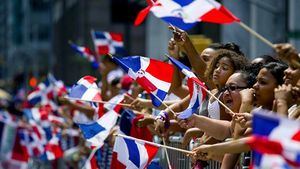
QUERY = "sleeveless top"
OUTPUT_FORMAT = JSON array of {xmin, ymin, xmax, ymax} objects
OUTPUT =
[{"xmin": 207, "ymin": 93, "xmax": 222, "ymax": 120}]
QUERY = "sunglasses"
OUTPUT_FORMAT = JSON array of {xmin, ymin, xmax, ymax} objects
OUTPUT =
[{"xmin": 221, "ymin": 85, "xmax": 248, "ymax": 92}]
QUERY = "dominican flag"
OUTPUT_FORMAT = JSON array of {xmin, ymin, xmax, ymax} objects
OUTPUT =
[
  {"xmin": 70, "ymin": 42, "xmax": 99, "ymax": 69},
  {"xmin": 168, "ymin": 57, "xmax": 207, "ymax": 119},
  {"xmin": 111, "ymin": 136, "xmax": 159, "ymax": 169},
  {"xmin": 10, "ymin": 129, "xmax": 30, "ymax": 163},
  {"xmin": 27, "ymin": 77, "xmax": 56, "ymax": 107},
  {"xmin": 112, "ymin": 56, "xmax": 174, "ymax": 107},
  {"xmin": 18, "ymin": 126, "xmax": 46, "ymax": 158},
  {"xmin": 44, "ymin": 133, "xmax": 63, "ymax": 160},
  {"xmin": 91, "ymin": 30, "xmax": 125, "ymax": 56},
  {"xmin": 68, "ymin": 76, "xmax": 102, "ymax": 102},
  {"xmin": 247, "ymin": 110, "xmax": 300, "ymax": 168},
  {"xmin": 135, "ymin": 0, "xmax": 240, "ymax": 30},
  {"xmin": 76, "ymin": 107, "xmax": 119, "ymax": 146}
]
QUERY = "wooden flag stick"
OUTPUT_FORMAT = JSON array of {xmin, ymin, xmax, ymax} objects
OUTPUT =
[
  {"xmin": 65, "ymin": 96, "xmax": 132, "ymax": 107},
  {"xmin": 237, "ymin": 22, "xmax": 275, "ymax": 49},
  {"xmin": 151, "ymin": 93, "xmax": 177, "ymax": 117},
  {"xmin": 116, "ymin": 133, "xmax": 192, "ymax": 154},
  {"xmin": 83, "ymin": 146, "xmax": 100, "ymax": 168},
  {"xmin": 163, "ymin": 138, "xmax": 172, "ymax": 169},
  {"xmin": 198, "ymin": 85, "xmax": 235, "ymax": 116}
]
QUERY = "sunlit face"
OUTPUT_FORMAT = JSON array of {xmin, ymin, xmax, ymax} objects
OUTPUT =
[
  {"xmin": 253, "ymin": 68, "xmax": 278, "ymax": 109},
  {"xmin": 284, "ymin": 64, "xmax": 300, "ymax": 86},
  {"xmin": 222, "ymin": 73, "xmax": 248, "ymax": 113},
  {"xmin": 200, "ymin": 48, "xmax": 216, "ymax": 64},
  {"xmin": 212, "ymin": 57, "xmax": 235, "ymax": 88}
]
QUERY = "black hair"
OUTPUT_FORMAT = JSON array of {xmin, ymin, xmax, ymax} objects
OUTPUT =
[
  {"xmin": 207, "ymin": 43, "xmax": 223, "ymax": 50},
  {"xmin": 255, "ymin": 55, "xmax": 280, "ymax": 64},
  {"xmin": 236, "ymin": 64, "xmax": 261, "ymax": 88},
  {"xmin": 263, "ymin": 62, "xmax": 288, "ymax": 85},
  {"xmin": 222, "ymin": 42, "xmax": 245, "ymax": 57},
  {"xmin": 205, "ymin": 50, "xmax": 249, "ymax": 79}
]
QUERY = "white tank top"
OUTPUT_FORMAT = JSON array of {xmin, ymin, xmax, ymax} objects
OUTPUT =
[{"xmin": 207, "ymin": 93, "xmax": 222, "ymax": 120}]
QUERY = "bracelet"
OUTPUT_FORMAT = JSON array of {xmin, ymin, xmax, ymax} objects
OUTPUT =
[{"xmin": 155, "ymin": 111, "xmax": 170, "ymax": 129}]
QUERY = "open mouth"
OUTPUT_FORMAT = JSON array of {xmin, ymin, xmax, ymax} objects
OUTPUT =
[{"xmin": 224, "ymin": 97, "xmax": 233, "ymax": 106}]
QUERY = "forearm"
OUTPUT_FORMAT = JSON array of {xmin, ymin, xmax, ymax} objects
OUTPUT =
[
  {"xmin": 169, "ymin": 67, "xmax": 189, "ymax": 99},
  {"xmin": 210, "ymin": 137, "xmax": 251, "ymax": 155},
  {"xmin": 221, "ymin": 153, "xmax": 240, "ymax": 169},
  {"xmin": 182, "ymin": 38, "xmax": 210, "ymax": 85},
  {"xmin": 164, "ymin": 96, "xmax": 190, "ymax": 119},
  {"xmin": 194, "ymin": 115, "xmax": 231, "ymax": 140},
  {"xmin": 68, "ymin": 102, "xmax": 95, "ymax": 119}
]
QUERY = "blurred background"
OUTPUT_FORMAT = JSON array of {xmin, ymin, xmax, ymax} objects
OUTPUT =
[{"xmin": 0, "ymin": 0, "xmax": 299, "ymax": 89}]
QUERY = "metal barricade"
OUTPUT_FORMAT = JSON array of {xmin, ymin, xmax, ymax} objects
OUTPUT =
[
  {"xmin": 155, "ymin": 135, "xmax": 223, "ymax": 169},
  {"xmin": 155, "ymin": 136, "xmax": 191, "ymax": 169}
]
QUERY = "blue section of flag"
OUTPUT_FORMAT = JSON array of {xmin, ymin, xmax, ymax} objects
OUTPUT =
[
  {"xmin": 69, "ymin": 85, "xmax": 88, "ymax": 99},
  {"xmin": 124, "ymin": 138, "xmax": 140, "ymax": 168},
  {"xmin": 115, "ymin": 47, "xmax": 127, "ymax": 56},
  {"xmin": 29, "ymin": 96, "xmax": 42, "ymax": 106},
  {"xmin": 252, "ymin": 112, "xmax": 279, "ymax": 137},
  {"xmin": 94, "ymin": 31, "xmax": 106, "ymax": 39},
  {"xmin": 77, "ymin": 122, "xmax": 106, "ymax": 139},
  {"xmin": 177, "ymin": 96, "xmax": 199, "ymax": 119},
  {"xmin": 150, "ymin": 89, "xmax": 167, "ymax": 107},
  {"xmin": 113, "ymin": 56, "xmax": 141, "ymax": 73},
  {"xmin": 43, "ymin": 127, "xmax": 52, "ymax": 141},
  {"xmin": 173, "ymin": 0, "xmax": 194, "ymax": 6},
  {"xmin": 119, "ymin": 109, "xmax": 136, "ymax": 136},
  {"xmin": 168, "ymin": 56, "xmax": 191, "ymax": 71},
  {"xmin": 162, "ymin": 17, "xmax": 197, "ymax": 30}
]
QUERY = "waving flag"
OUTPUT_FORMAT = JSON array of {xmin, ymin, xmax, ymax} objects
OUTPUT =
[
  {"xmin": 68, "ymin": 76, "xmax": 102, "ymax": 102},
  {"xmin": 247, "ymin": 110, "xmax": 300, "ymax": 168},
  {"xmin": 18, "ymin": 125, "xmax": 46, "ymax": 158},
  {"xmin": 77, "ymin": 107, "xmax": 119, "ymax": 146},
  {"xmin": 91, "ymin": 30, "xmax": 125, "ymax": 56},
  {"xmin": 27, "ymin": 77, "xmax": 57, "ymax": 107},
  {"xmin": 119, "ymin": 109, "xmax": 153, "ymax": 141},
  {"xmin": 168, "ymin": 57, "xmax": 207, "ymax": 119},
  {"xmin": 112, "ymin": 56, "xmax": 174, "ymax": 107},
  {"xmin": 70, "ymin": 42, "xmax": 99, "ymax": 69},
  {"xmin": 44, "ymin": 134, "xmax": 63, "ymax": 160},
  {"xmin": 111, "ymin": 136, "xmax": 159, "ymax": 169},
  {"xmin": 135, "ymin": 0, "xmax": 240, "ymax": 30}
]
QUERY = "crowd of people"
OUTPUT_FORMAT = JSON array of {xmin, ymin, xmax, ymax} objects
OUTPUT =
[{"xmin": 0, "ymin": 25, "xmax": 299, "ymax": 169}]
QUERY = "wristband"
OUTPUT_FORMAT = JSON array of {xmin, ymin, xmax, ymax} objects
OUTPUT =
[{"xmin": 155, "ymin": 111, "xmax": 170, "ymax": 129}]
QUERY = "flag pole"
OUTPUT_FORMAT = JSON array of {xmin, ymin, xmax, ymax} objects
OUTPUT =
[
  {"xmin": 116, "ymin": 133, "xmax": 192, "ymax": 154},
  {"xmin": 163, "ymin": 138, "xmax": 172, "ymax": 169},
  {"xmin": 237, "ymin": 22, "xmax": 274, "ymax": 49},
  {"xmin": 197, "ymin": 84, "xmax": 235, "ymax": 116},
  {"xmin": 65, "ymin": 96, "xmax": 132, "ymax": 107},
  {"xmin": 83, "ymin": 146, "xmax": 100, "ymax": 169}
]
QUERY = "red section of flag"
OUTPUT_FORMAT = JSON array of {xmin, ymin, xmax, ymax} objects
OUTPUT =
[
  {"xmin": 200, "ymin": 6, "xmax": 240, "ymax": 24},
  {"xmin": 98, "ymin": 46, "xmax": 109, "ymax": 55},
  {"xmin": 145, "ymin": 59, "xmax": 174, "ymax": 83},
  {"xmin": 110, "ymin": 33, "xmax": 123, "ymax": 42},
  {"xmin": 110, "ymin": 152, "xmax": 126, "ymax": 169},
  {"xmin": 145, "ymin": 143, "xmax": 159, "ymax": 165}
]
